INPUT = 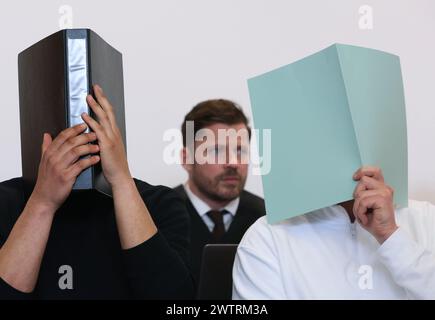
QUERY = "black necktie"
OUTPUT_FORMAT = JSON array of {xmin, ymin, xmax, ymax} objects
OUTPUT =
[{"xmin": 206, "ymin": 209, "xmax": 230, "ymax": 242}]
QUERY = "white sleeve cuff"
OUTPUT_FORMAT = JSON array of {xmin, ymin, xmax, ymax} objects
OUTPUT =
[
  {"xmin": 377, "ymin": 227, "xmax": 435, "ymax": 299},
  {"xmin": 377, "ymin": 227, "xmax": 424, "ymax": 277}
]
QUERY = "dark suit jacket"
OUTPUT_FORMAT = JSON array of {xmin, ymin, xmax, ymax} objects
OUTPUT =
[{"xmin": 174, "ymin": 184, "xmax": 265, "ymax": 287}]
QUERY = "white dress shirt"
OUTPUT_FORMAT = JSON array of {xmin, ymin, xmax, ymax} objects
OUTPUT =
[
  {"xmin": 232, "ymin": 200, "xmax": 435, "ymax": 299},
  {"xmin": 183, "ymin": 183, "xmax": 240, "ymax": 232}
]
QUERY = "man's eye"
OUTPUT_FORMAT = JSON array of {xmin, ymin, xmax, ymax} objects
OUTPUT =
[
  {"xmin": 237, "ymin": 147, "xmax": 248, "ymax": 155},
  {"xmin": 212, "ymin": 146, "xmax": 225, "ymax": 154}
]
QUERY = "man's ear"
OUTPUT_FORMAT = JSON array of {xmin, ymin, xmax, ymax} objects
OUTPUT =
[{"xmin": 181, "ymin": 147, "xmax": 193, "ymax": 172}]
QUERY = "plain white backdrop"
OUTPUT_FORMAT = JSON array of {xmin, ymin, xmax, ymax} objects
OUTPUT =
[{"xmin": 0, "ymin": 0, "xmax": 434, "ymax": 203}]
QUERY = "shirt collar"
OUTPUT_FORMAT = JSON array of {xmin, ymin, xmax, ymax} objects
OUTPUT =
[
  {"xmin": 183, "ymin": 183, "xmax": 239, "ymax": 217},
  {"xmin": 303, "ymin": 204, "xmax": 355, "ymax": 226}
]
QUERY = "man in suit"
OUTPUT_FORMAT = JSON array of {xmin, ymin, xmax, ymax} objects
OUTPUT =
[{"xmin": 174, "ymin": 99, "xmax": 265, "ymax": 288}]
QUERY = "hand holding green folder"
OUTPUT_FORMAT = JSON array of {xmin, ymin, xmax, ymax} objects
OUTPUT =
[{"xmin": 248, "ymin": 44, "xmax": 408, "ymax": 224}]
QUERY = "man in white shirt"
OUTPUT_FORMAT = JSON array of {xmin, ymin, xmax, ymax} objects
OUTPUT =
[{"xmin": 232, "ymin": 166, "xmax": 435, "ymax": 299}]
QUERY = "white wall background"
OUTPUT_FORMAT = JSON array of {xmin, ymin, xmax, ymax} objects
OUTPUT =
[{"xmin": 0, "ymin": 0, "xmax": 434, "ymax": 203}]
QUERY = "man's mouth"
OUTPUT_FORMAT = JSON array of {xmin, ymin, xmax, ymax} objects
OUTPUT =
[{"xmin": 221, "ymin": 176, "xmax": 240, "ymax": 182}]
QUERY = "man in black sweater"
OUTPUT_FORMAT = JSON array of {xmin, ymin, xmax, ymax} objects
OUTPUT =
[
  {"xmin": 0, "ymin": 85, "xmax": 194, "ymax": 299},
  {"xmin": 175, "ymin": 99, "xmax": 265, "ymax": 288}
]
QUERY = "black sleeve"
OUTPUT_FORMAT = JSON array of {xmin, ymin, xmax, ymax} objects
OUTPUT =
[
  {"xmin": 0, "ymin": 219, "xmax": 32, "ymax": 299},
  {"xmin": 121, "ymin": 186, "xmax": 194, "ymax": 299},
  {"xmin": 0, "ymin": 178, "xmax": 34, "ymax": 300},
  {"xmin": 0, "ymin": 277, "xmax": 32, "ymax": 300}
]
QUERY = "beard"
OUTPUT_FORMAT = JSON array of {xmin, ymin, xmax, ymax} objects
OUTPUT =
[{"xmin": 191, "ymin": 167, "xmax": 247, "ymax": 202}]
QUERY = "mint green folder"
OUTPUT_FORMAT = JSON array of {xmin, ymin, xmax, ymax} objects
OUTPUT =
[{"xmin": 248, "ymin": 44, "xmax": 408, "ymax": 224}]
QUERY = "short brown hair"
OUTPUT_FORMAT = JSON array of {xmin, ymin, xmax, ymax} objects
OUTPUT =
[{"xmin": 181, "ymin": 99, "xmax": 251, "ymax": 147}]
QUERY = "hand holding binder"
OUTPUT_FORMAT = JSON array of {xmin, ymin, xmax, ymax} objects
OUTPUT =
[
  {"xmin": 30, "ymin": 124, "xmax": 100, "ymax": 213},
  {"xmin": 82, "ymin": 85, "xmax": 131, "ymax": 188}
]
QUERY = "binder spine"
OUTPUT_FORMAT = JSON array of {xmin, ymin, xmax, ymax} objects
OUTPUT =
[
  {"xmin": 66, "ymin": 29, "xmax": 92, "ymax": 189},
  {"xmin": 66, "ymin": 29, "xmax": 89, "ymax": 129}
]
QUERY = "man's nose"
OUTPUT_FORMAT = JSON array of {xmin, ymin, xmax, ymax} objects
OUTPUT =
[
  {"xmin": 225, "ymin": 149, "xmax": 239, "ymax": 166},
  {"xmin": 224, "ymin": 161, "xmax": 238, "ymax": 169}
]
